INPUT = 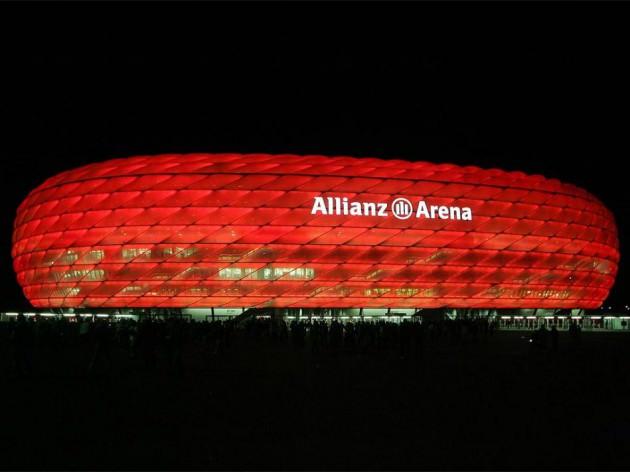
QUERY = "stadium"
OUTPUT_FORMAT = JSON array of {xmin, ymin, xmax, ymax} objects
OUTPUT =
[{"xmin": 6, "ymin": 153, "xmax": 625, "ymax": 329}]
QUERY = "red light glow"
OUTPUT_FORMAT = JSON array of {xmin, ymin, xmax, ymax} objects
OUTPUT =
[{"xmin": 11, "ymin": 153, "xmax": 619, "ymax": 309}]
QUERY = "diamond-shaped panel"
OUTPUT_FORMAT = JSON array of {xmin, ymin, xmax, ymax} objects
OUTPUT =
[{"xmin": 12, "ymin": 153, "xmax": 620, "ymax": 309}]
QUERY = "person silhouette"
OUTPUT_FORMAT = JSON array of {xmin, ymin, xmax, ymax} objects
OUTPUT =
[
  {"xmin": 12, "ymin": 314, "xmax": 33, "ymax": 376},
  {"xmin": 538, "ymin": 324, "xmax": 548, "ymax": 349},
  {"xmin": 550, "ymin": 325, "xmax": 558, "ymax": 352},
  {"xmin": 87, "ymin": 319, "xmax": 112, "ymax": 375}
]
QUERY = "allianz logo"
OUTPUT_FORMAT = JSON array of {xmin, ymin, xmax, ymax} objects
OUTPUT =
[{"xmin": 311, "ymin": 196, "xmax": 473, "ymax": 221}]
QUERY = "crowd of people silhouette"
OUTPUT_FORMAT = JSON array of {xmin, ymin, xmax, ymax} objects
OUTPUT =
[
  {"xmin": 0, "ymin": 313, "xmax": 624, "ymax": 470},
  {"xmin": 2, "ymin": 313, "xmax": 583, "ymax": 376}
]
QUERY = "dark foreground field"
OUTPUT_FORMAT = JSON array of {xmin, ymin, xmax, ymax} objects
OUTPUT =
[{"xmin": 1, "ymin": 329, "xmax": 629, "ymax": 470}]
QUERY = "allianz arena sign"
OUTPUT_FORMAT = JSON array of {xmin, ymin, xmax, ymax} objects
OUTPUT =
[
  {"xmin": 311, "ymin": 196, "xmax": 473, "ymax": 221},
  {"xmin": 11, "ymin": 153, "xmax": 619, "ymax": 309}
]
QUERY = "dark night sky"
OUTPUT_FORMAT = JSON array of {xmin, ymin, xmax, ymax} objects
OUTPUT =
[{"xmin": 1, "ymin": 3, "xmax": 629, "ymax": 310}]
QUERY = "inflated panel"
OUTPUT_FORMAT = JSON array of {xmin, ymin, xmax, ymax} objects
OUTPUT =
[{"xmin": 12, "ymin": 153, "xmax": 619, "ymax": 309}]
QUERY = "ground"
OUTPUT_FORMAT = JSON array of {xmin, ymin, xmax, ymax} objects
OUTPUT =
[{"xmin": 0, "ymin": 330, "xmax": 629, "ymax": 470}]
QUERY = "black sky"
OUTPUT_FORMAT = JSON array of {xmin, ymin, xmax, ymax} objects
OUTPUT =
[{"xmin": 1, "ymin": 2, "xmax": 629, "ymax": 309}]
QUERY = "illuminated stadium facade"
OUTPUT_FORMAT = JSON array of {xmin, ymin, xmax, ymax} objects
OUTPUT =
[{"xmin": 11, "ymin": 153, "xmax": 620, "ymax": 319}]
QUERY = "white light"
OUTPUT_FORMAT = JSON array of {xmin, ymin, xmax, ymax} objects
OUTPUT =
[
  {"xmin": 41, "ymin": 312, "xmax": 55, "ymax": 317},
  {"xmin": 5, "ymin": 312, "xmax": 18, "ymax": 316},
  {"xmin": 63, "ymin": 313, "xmax": 75, "ymax": 317}
]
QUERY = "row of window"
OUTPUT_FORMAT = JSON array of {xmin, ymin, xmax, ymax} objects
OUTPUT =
[
  {"xmin": 44, "ymin": 248, "xmax": 614, "ymax": 278},
  {"xmin": 56, "ymin": 266, "xmax": 316, "ymax": 282}
]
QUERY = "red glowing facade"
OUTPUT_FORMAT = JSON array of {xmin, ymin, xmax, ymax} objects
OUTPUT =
[{"xmin": 12, "ymin": 153, "xmax": 619, "ymax": 309}]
